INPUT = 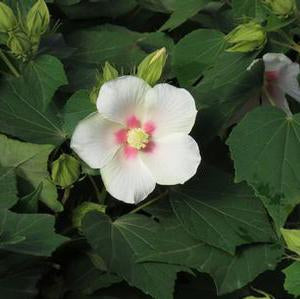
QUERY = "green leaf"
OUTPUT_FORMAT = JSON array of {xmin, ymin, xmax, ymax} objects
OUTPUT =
[
  {"xmin": 63, "ymin": 90, "xmax": 96, "ymax": 136},
  {"xmin": 0, "ymin": 55, "xmax": 67, "ymax": 145},
  {"xmin": 232, "ymin": 0, "xmax": 266, "ymax": 19},
  {"xmin": 283, "ymin": 261, "xmax": 300, "ymax": 297},
  {"xmin": 227, "ymin": 107, "xmax": 300, "ymax": 228},
  {"xmin": 170, "ymin": 167, "xmax": 276, "ymax": 254},
  {"xmin": 65, "ymin": 252, "xmax": 121, "ymax": 295},
  {"xmin": 0, "ymin": 134, "xmax": 63, "ymax": 212},
  {"xmin": 0, "ymin": 263, "xmax": 42, "ymax": 299},
  {"xmin": 173, "ymin": 29, "xmax": 225, "ymax": 86},
  {"xmin": 160, "ymin": 0, "xmax": 211, "ymax": 31},
  {"xmin": 142, "ymin": 203, "xmax": 283, "ymax": 295},
  {"xmin": 194, "ymin": 52, "xmax": 263, "ymax": 141},
  {"xmin": 0, "ymin": 251, "xmax": 47, "ymax": 299},
  {"xmin": 0, "ymin": 209, "xmax": 68, "ymax": 256},
  {"xmin": 57, "ymin": 0, "xmax": 137, "ymax": 20},
  {"xmin": 281, "ymin": 228, "xmax": 300, "ymax": 256},
  {"xmin": 0, "ymin": 167, "xmax": 18, "ymax": 209},
  {"xmin": 13, "ymin": 183, "xmax": 43, "ymax": 213},
  {"xmin": 82, "ymin": 212, "xmax": 191, "ymax": 299}
]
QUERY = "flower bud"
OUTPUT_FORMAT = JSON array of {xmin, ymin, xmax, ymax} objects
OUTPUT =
[
  {"xmin": 102, "ymin": 61, "xmax": 118, "ymax": 82},
  {"xmin": 26, "ymin": 0, "xmax": 50, "ymax": 36},
  {"xmin": 7, "ymin": 31, "xmax": 32, "ymax": 60},
  {"xmin": 137, "ymin": 47, "xmax": 167, "ymax": 86},
  {"xmin": 225, "ymin": 22, "xmax": 267, "ymax": 53},
  {"xmin": 0, "ymin": 2, "xmax": 17, "ymax": 33},
  {"xmin": 51, "ymin": 154, "xmax": 81, "ymax": 188},
  {"xmin": 280, "ymin": 228, "xmax": 300, "ymax": 256},
  {"xmin": 90, "ymin": 62, "xmax": 118, "ymax": 103},
  {"xmin": 73, "ymin": 202, "xmax": 106, "ymax": 229},
  {"xmin": 264, "ymin": 0, "xmax": 296, "ymax": 18}
]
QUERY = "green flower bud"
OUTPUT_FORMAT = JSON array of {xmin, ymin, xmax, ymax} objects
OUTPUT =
[
  {"xmin": 7, "ymin": 31, "xmax": 32, "ymax": 60},
  {"xmin": 225, "ymin": 22, "xmax": 267, "ymax": 53},
  {"xmin": 0, "ymin": 2, "xmax": 17, "ymax": 32},
  {"xmin": 26, "ymin": 0, "xmax": 50, "ymax": 36},
  {"xmin": 280, "ymin": 228, "xmax": 300, "ymax": 256},
  {"xmin": 73, "ymin": 202, "xmax": 106, "ymax": 229},
  {"xmin": 264, "ymin": 0, "xmax": 296, "ymax": 18},
  {"xmin": 102, "ymin": 61, "xmax": 118, "ymax": 82},
  {"xmin": 90, "ymin": 62, "xmax": 118, "ymax": 103},
  {"xmin": 51, "ymin": 154, "xmax": 81, "ymax": 188},
  {"xmin": 137, "ymin": 47, "xmax": 167, "ymax": 86}
]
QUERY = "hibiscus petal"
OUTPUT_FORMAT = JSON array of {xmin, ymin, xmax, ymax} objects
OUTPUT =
[
  {"xmin": 143, "ymin": 83, "xmax": 197, "ymax": 138},
  {"xmin": 282, "ymin": 63, "xmax": 300, "ymax": 102},
  {"xmin": 263, "ymin": 53, "xmax": 292, "ymax": 72},
  {"xmin": 71, "ymin": 112, "xmax": 123, "ymax": 169},
  {"xmin": 263, "ymin": 85, "xmax": 291, "ymax": 113},
  {"xmin": 101, "ymin": 149, "xmax": 156, "ymax": 204},
  {"xmin": 97, "ymin": 76, "xmax": 151, "ymax": 125},
  {"xmin": 141, "ymin": 133, "xmax": 201, "ymax": 185}
]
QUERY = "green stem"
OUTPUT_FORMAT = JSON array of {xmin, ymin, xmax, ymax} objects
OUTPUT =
[
  {"xmin": 0, "ymin": 50, "xmax": 20, "ymax": 77},
  {"xmin": 88, "ymin": 175, "xmax": 103, "ymax": 203},
  {"xmin": 129, "ymin": 190, "xmax": 169, "ymax": 214},
  {"xmin": 62, "ymin": 187, "xmax": 71, "ymax": 205}
]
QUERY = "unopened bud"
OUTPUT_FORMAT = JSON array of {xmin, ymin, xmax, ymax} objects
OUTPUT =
[
  {"xmin": 280, "ymin": 228, "xmax": 300, "ymax": 256},
  {"xmin": 90, "ymin": 62, "xmax": 118, "ymax": 103},
  {"xmin": 73, "ymin": 202, "xmax": 106, "ymax": 229},
  {"xmin": 225, "ymin": 22, "xmax": 267, "ymax": 53},
  {"xmin": 26, "ymin": 0, "xmax": 50, "ymax": 36},
  {"xmin": 102, "ymin": 61, "xmax": 118, "ymax": 82},
  {"xmin": 0, "ymin": 2, "xmax": 17, "ymax": 32},
  {"xmin": 137, "ymin": 47, "xmax": 167, "ymax": 86},
  {"xmin": 264, "ymin": 0, "xmax": 296, "ymax": 18},
  {"xmin": 7, "ymin": 31, "xmax": 32, "ymax": 60},
  {"xmin": 51, "ymin": 154, "xmax": 81, "ymax": 188}
]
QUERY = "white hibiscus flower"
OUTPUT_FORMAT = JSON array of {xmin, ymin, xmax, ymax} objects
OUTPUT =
[{"xmin": 71, "ymin": 76, "xmax": 201, "ymax": 204}]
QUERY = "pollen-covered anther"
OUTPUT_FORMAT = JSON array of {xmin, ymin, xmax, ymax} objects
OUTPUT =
[{"xmin": 127, "ymin": 128, "xmax": 149, "ymax": 150}]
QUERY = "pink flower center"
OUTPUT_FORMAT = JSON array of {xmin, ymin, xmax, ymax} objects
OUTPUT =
[
  {"xmin": 114, "ymin": 115, "xmax": 156, "ymax": 159},
  {"xmin": 264, "ymin": 70, "xmax": 279, "ymax": 95}
]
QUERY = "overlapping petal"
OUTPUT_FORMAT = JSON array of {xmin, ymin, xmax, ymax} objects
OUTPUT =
[
  {"xmin": 143, "ymin": 83, "xmax": 197, "ymax": 138},
  {"xmin": 71, "ymin": 113, "xmax": 123, "ymax": 169},
  {"xmin": 141, "ymin": 133, "xmax": 201, "ymax": 185},
  {"xmin": 101, "ymin": 148, "xmax": 156, "ymax": 204},
  {"xmin": 97, "ymin": 76, "xmax": 151, "ymax": 125}
]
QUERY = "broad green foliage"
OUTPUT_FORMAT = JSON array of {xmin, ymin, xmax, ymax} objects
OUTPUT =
[
  {"xmin": 66, "ymin": 25, "xmax": 173, "ymax": 68},
  {"xmin": 160, "ymin": 0, "xmax": 211, "ymax": 31},
  {"xmin": 232, "ymin": 0, "xmax": 266, "ymax": 19},
  {"xmin": 283, "ymin": 262, "xmax": 300, "ymax": 297},
  {"xmin": 0, "ymin": 55, "xmax": 67, "ymax": 145},
  {"xmin": 82, "ymin": 211, "xmax": 190, "ymax": 299},
  {"xmin": 64, "ymin": 252, "xmax": 121, "ymax": 295},
  {"xmin": 0, "ymin": 134, "xmax": 62, "ymax": 212},
  {"xmin": 83, "ymin": 208, "xmax": 283, "ymax": 297},
  {"xmin": 195, "ymin": 52, "xmax": 263, "ymax": 141},
  {"xmin": 63, "ymin": 90, "xmax": 96, "ymax": 135},
  {"xmin": 0, "ymin": 167, "xmax": 18, "ymax": 208},
  {"xmin": 0, "ymin": 251, "xmax": 47, "ymax": 299},
  {"xmin": 227, "ymin": 107, "xmax": 300, "ymax": 228},
  {"xmin": 144, "ymin": 201, "xmax": 283, "ymax": 295},
  {"xmin": 0, "ymin": 209, "xmax": 68, "ymax": 256},
  {"xmin": 173, "ymin": 29, "xmax": 226, "ymax": 86},
  {"xmin": 170, "ymin": 167, "xmax": 276, "ymax": 254}
]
